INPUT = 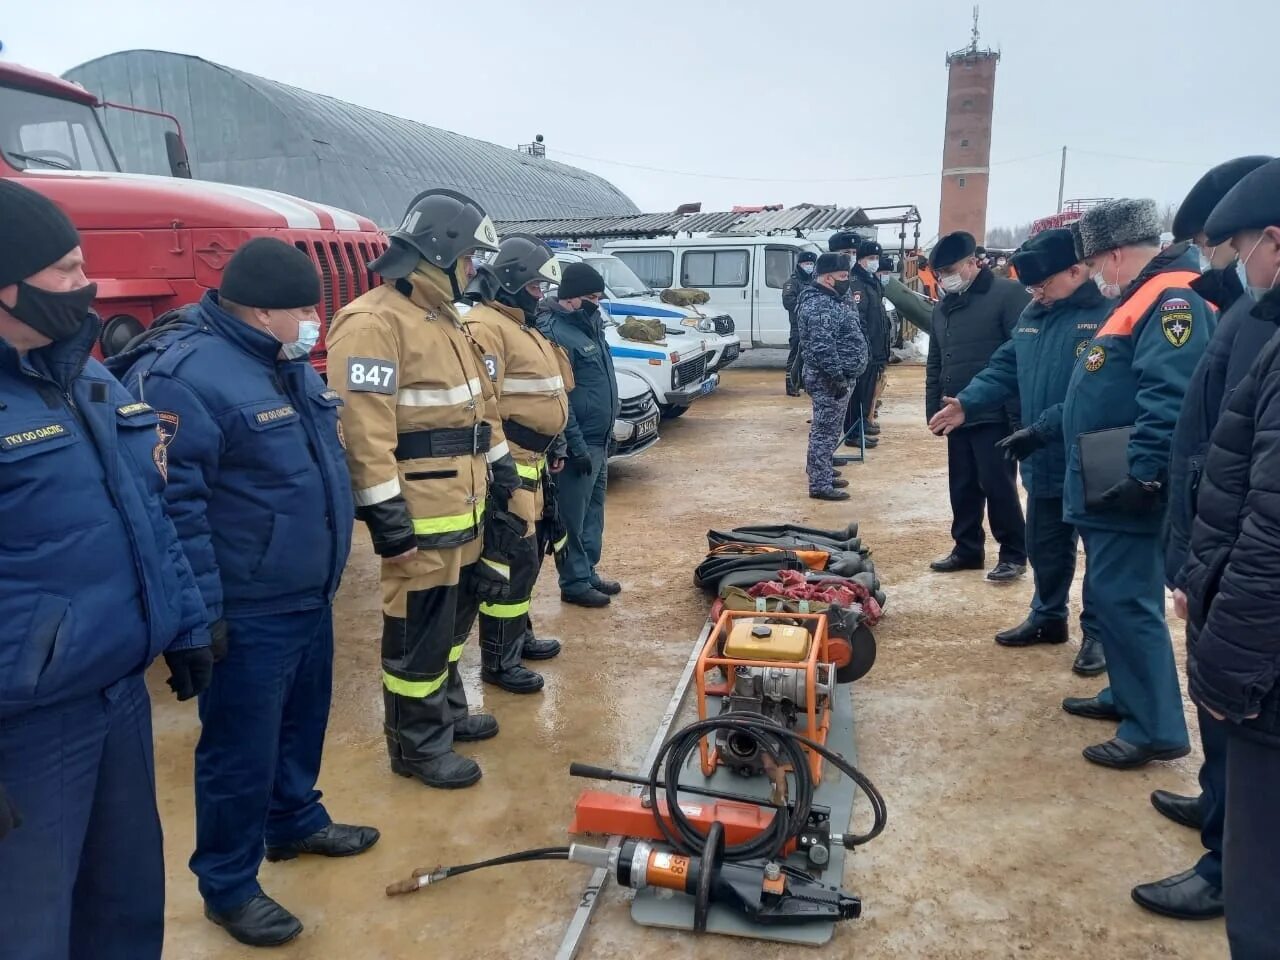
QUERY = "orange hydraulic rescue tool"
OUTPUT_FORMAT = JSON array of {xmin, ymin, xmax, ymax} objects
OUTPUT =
[{"xmin": 697, "ymin": 610, "xmax": 832, "ymax": 784}]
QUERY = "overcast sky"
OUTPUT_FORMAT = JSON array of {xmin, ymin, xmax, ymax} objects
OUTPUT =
[{"xmin": 4, "ymin": 0, "xmax": 1274, "ymax": 240}]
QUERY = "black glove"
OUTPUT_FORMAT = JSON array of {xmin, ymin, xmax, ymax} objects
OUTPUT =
[
  {"xmin": 1101, "ymin": 475, "xmax": 1163, "ymax": 514},
  {"xmin": 995, "ymin": 426, "xmax": 1046, "ymax": 462},
  {"xmin": 209, "ymin": 618, "xmax": 229, "ymax": 664},
  {"xmin": 570, "ymin": 451, "xmax": 594, "ymax": 476},
  {"xmin": 541, "ymin": 476, "xmax": 569, "ymax": 557},
  {"xmin": 0, "ymin": 782, "xmax": 20, "ymax": 842},
  {"xmin": 472, "ymin": 502, "xmax": 529, "ymax": 602},
  {"xmin": 830, "ymin": 378, "xmax": 849, "ymax": 400},
  {"xmin": 472, "ymin": 558, "xmax": 512, "ymax": 602},
  {"xmin": 164, "ymin": 646, "xmax": 214, "ymax": 701}
]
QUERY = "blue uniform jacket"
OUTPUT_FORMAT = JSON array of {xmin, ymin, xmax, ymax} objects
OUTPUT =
[
  {"xmin": 108, "ymin": 292, "xmax": 354, "ymax": 620},
  {"xmin": 958, "ymin": 280, "xmax": 1111, "ymax": 498},
  {"xmin": 0, "ymin": 316, "xmax": 208, "ymax": 719},
  {"xmin": 1058, "ymin": 244, "xmax": 1215, "ymax": 533},
  {"xmin": 1164, "ymin": 278, "xmax": 1273, "ymax": 588},
  {"xmin": 537, "ymin": 298, "xmax": 619, "ymax": 455}
]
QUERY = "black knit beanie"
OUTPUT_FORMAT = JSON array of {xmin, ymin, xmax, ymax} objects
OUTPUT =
[
  {"xmin": 557, "ymin": 261, "xmax": 606, "ymax": 299},
  {"xmin": 0, "ymin": 180, "xmax": 81, "ymax": 287},
  {"xmin": 220, "ymin": 238, "xmax": 322, "ymax": 309}
]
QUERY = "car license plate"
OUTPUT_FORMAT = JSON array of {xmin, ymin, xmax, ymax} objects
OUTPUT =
[
  {"xmin": 699, "ymin": 376, "xmax": 719, "ymax": 396},
  {"xmin": 637, "ymin": 415, "xmax": 659, "ymax": 439}
]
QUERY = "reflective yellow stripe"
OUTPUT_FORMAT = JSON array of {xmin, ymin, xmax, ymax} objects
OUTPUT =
[
  {"xmin": 554, "ymin": 535, "xmax": 568, "ymax": 552},
  {"xmin": 516, "ymin": 462, "xmax": 541, "ymax": 481},
  {"xmin": 383, "ymin": 670, "xmax": 446, "ymax": 698},
  {"xmin": 479, "ymin": 599, "xmax": 531, "ymax": 618},
  {"xmin": 481, "ymin": 557, "xmax": 511, "ymax": 579},
  {"xmin": 412, "ymin": 499, "xmax": 486, "ymax": 536},
  {"xmin": 448, "ymin": 640, "xmax": 467, "ymax": 663}
]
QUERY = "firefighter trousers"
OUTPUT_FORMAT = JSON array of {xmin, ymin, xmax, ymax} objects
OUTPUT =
[
  {"xmin": 381, "ymin": 563, "xmax": 481, "ymax": 763},
  {"xmin": 478, "ymin": 534, "xmax": 540, "ymax": 672}
]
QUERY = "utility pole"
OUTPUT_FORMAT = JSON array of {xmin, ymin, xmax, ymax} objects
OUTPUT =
[{"xmin": 1057, "ymin": 146, "xmax": 1067, "ymax": 213}]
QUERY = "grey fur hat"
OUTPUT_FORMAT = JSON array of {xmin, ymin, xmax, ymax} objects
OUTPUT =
[{"xmin": 1074, "ymin": 199, "xmax": 1162, "ymax": 259}]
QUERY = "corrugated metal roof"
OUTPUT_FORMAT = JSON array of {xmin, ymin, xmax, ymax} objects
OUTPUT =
[
  {"xmin": 64, "ymin": 50, "xmax": 639, "ymax": 228},
  {"xmin": 495, "ymin": 205, "xmax": 876, "ymax": 240}
]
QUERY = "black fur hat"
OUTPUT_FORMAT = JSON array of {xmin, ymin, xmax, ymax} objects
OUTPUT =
[
  {"xmin": 828, "ymin": 231, "xmax": 858, "ymax": 253},
  {"xmin": 1010, "ymin": 229, "xmax": 1078, "ymax": 285},
  {"xmin": 1074, "ymin": 199, "xmax": 1161, "ymax": 259},
  {"xmin": 930, "ymin": 231, "xmax": 977, "ymax": 270},
  {"xmin": 1173, "ymin": 156, "xmax": 1272, "ymax": 242},
  {"xmin": 1205, "ymin": 157, "xmax": 1280, "ymax": 246}
]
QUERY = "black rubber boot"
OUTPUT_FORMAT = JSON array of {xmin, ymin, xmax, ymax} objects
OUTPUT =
[
  {"xmin": 520, "ymin": 624, "xmax": 562, "ymax": 661},
  {"xmin": 391, "ymin": 751, "xmax": 482, "ymax": 789}
]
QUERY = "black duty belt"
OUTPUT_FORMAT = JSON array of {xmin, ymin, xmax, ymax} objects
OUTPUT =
[
  {"xmin": 501, "ymin": 418, "xmax": 557, "ymax": 454},
  {"xmin": 395, "ymin": 423, "xmax": 492, "ymax": 460}
]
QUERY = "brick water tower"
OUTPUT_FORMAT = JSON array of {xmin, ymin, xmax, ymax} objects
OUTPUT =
[{"xmin": 938, "ymin": 7, "xmax": 1000, "ymax": 243}]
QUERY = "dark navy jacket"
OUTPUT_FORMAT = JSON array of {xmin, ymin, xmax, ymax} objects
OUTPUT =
[
  {"xmin": 1059, "ymin": 245, "xmax": 1214, "ymax": 533},
  {"xmin": 1165, "ymin": 273, "xmax": 1273, "ymax": 587},
  {"xmin": 108, "ymin": 292, "xmax": 353, "ymax": 620},
  {"xmin": 797, "ymin": 282, "xmax": 868, "ymax": 386},
  {"xmin": 849, "ymin": 265, "xmax": 892, "ymax": 366},
  {"xmin": 959, "ymin": 281, "xmax": 1111, "ymax": 498},
  {"xmin": 0, "ymin": 316, "xmax": 208, "ymax": 719},
  {"xmin": 1182, "ymin": 288, "xmax": 1280, "ymax": 741},
  {"xmin": 537, "ymin": 298, "xmax": 619, "ymax": 455}
]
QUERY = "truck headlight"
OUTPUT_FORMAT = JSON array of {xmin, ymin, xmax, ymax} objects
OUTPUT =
[
  {"xmin": 612, "ymin": 419, "xmax": 636, "ymax": 442},
  {"xmin": 696, "ymin": 317, "xmax": 715, "ymax": 333}
]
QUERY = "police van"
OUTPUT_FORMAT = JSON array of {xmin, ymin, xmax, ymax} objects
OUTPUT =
[{"xmin": 603, "ymin": 236, "xmax": 824, "ymax": 350}]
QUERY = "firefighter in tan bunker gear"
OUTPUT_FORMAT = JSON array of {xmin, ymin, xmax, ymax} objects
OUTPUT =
[
  {"xmin": 326, "ymin": 189, "xmax": 523, "ymax": 790},
  {"xmin": 463, "ymin": 235, "xmax": 574, "ymax": 694}
]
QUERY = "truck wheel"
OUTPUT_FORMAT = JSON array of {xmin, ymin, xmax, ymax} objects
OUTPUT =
[{"xmin": 661, "ymin": 405, "xmax": 689, "ymax": 420}]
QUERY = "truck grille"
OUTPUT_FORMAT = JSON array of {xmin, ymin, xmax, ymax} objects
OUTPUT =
[
  {"xmin": 673, "ymin": 353, "xmax": 709, "ymax": 390},
  {"xmin": 712, "ymin": 315, "xmax": 735, "ymax": 335},
  {"xmin": 292, "ymin": 237, "xmax": 388, "ymax": 368},
  {"xmin": 620, "ymin": 390, "xmax": 659, "ymax": 421}
]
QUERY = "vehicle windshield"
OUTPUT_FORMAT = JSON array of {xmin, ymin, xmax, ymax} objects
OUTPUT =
[
  {"xmin": 0, "ymin": 85, "xmax": 119, "ymax": 173},
  {"xmin": 587, "ymin": 256, "xmax": 653, "ymax": 297}
]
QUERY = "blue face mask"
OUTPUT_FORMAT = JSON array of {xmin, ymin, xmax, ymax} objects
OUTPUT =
[
  {"xmin": 878, "ymin": 274, "xmax": 890, "ymax": 287},
  {"xmin": 1236, "ymin": 257, "xmax": 1253, "ymax": 299},
  {"xmin": 278, "ymin": 318, "xmax": 321, "ymax": 360},
  {"xmin": 800, "ymin": 263, "xmax": 815, "ymax": 275}
]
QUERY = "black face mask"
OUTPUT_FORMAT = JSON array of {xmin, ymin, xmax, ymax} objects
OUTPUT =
[
  {"xmin": 9, "ymin": 281, "xmax": 98, "ymax": 342},
  {"xmin": 580, "ymin": 300, "xmax": 599, "ymax": 317},
  {"xmin": 514, "ymin": 287, "xmax": 540, "ymax": 320},
  {"xmin": 833, "ymin": 278, "xmax": 852, "ymax": 297}
]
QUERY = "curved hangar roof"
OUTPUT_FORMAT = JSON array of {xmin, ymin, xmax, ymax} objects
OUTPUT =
[{"xmin": 64, "ymin": 50, "xmax": 638, "ymax": 227}]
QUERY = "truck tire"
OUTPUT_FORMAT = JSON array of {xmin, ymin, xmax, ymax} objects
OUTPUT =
[{"xmin": 661, "ymin": 405, "xmax": 689, "ymax": 420}]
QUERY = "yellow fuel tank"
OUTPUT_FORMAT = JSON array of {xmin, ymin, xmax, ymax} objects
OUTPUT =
[{"xmin": 723, "ymin": 620, "xmax": 810, "ymax": 662}]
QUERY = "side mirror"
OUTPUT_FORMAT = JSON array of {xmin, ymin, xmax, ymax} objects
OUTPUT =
[{"xmin": 165, "ymin": 131, "xmax": 192, "ymax": 179}]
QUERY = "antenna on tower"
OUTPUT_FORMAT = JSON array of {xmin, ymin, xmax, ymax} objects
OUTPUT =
[{"xmin": 970, "ymin": 5, "xmax": 981, "ymax": 52}]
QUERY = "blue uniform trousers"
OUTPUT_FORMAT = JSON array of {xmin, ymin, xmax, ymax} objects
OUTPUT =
[
  {"xmin": 191, "ymin": 607, "xmax": 334, "ymax": 912},
  {"xmin": 805, "ymin": 373, "xmax": 849, "ymax": 493},
  {"xmin": 1025, "ymin": 495, "xmax": 1098, "ymax": 640},
  {"xmin": 0, "ymin": 674, "xmax": 164, "ymax": 960},
  {"xmin": 1193, "ymin": 707, "xmax": 1227, "ymax": 889},
  {"xmin": 1080, "ymin": 527, "xmax": 1188, "ymax": 749},
  {"xmin": 555, "ymin": 444, "xmax": 608, "ymax": 596},
  {"xmin": 1224, "ymin": 728, "xmax": 1280, "ymax": 959}
]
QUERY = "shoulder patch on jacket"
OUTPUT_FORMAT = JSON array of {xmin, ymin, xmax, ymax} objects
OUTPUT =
[
  {"xmin": 1083, "ymin": 344, "xmax": 1106, "ymax": 372},
  {"xmin": 1162, "ymin": 311, "xmax": 1193, "ymax": 348},
  {"xmin": 482, "ymin": 355, "xmax": 498, "ymax": 381},
  {"xmin": 1161, "ymin": 297, "xmax": 1191, "ymax": 312},
  {"xmin": 156, "ymin": 411, "xmax": 180, "ymax": 447},
  {"xmin": 344, "ymin": 356, "xmax": 398, "ymax": 394},
  {"xmin": 117, "ymin": 401, "xmax": 153, "ymax": 418}
]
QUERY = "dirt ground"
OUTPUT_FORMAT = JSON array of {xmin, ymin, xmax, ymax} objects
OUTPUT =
[{"xmin": 151, "ymin": 363, "xmax": 1226, "ymax": 960}]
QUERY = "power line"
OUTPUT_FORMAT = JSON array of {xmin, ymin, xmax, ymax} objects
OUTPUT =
[
  {"xmin": 1069, "ymin": 148, "xmax": 1213, "ymax": 168},
  {"xmin": 547, "ymin": 147, "xmax": 1061, "ymax": 185}
]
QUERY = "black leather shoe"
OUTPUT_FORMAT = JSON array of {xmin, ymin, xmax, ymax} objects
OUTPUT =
[
  {"xmin": 1151, "ymin": 790, "xmax": 1204, "ymax": 830},
  {"xmin": 453, "ymin": 714, "xmax": 498, "ymax": 742},
  {"xmin": 265, "ymin": 823, "xmax": 380, "ymax": 862},
  {"xmin": 482, "ymin": 664, "xmax": 545, "ymax": 694},
  {"xmin": 1073, "ymin": 634, "xmax": 1107, "ymax": 676},
  {"xmin": 810, "ymin": 488, "xmax": 851, "ymax": 501},
  {"xmin": 1083, "ymin": 738, "xmax": 1190, "ymax": 770},
  {"xmin": 831, "ymin": 478, "xmax": 850, "ymax": 489},
  {"xmin": 1062, "ymin": 695, "xmax": 1122, "ymax": 721},
  {"xmin": 205, "ymin": 893, "xmax": 302, "ymax": 947},
  {"xmin": 865, "ymin": 421, "xmax": 881, "ymax": 436},
  {"xmin": 995, "ymin": 617, "xmax": 1068, "ymax": 647},
  {"xmin": 930, "ymin": 552, "xmax": 984, "ymax": 572},
  {"xmin": 862, "ymin": 436, "xmax": 879, "ymax": 448},
  {"xmin": 832, "ymin": 469, "xmax": 844, "ymax": 478},
  {"xmin": 1131, "ymin": 868, "xmax": 1224, "ymax": 920},
  {"xmin": 986, "ymin": 561, "xmax": 1027, "ymax": 583},
  {"xmin": 562, "ymin": 588, "xmax": 611, "ymax": 607},
  {"xmin": 391, "ymin": 751, "xmax": 481, "ymax": 789},
  {"xmin": 521, "ymin": 634, "xmax": 562, "ymax": 661},
  {"xmin": 592, "ymin": 577, "xmax": 622, "ymax": 596}
]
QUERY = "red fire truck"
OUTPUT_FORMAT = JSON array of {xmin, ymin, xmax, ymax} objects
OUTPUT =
[{"xmin": 0, "ymin": 61, "xmax": 387, "ymax": 372}]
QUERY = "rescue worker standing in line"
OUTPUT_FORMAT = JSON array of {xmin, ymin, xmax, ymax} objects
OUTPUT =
[
  {"xmin": 925, "ymin": 230, "xmax": 1030, "ymax": 582},
  {"xmin": 850, "ymin": 240, "xmax": 891, "ymax": 442},
  {"xmin": 798, "ymin": 252, "xmax": 867, "ymax": 501},
  {"xmin": 463, "ymin": 235, "xmax": 573, "ymax": 691},
  {"xmin": 783, "ymin": 250, "xmax": 817, "ymax": 396},
  {"xmin": 0, "ymin": 181, "xmax": 211, "ymax": 960},
  {"xmin": 1037, "ymin": 198, "xmax": 1210, "ymax": 769},
  {"xmin": 109, "ymin": 238, "xmax": 379, "ymax": 948},
  {"xmin": 538, "ymin": 263, "xmax": 622, "ymax": 608},
  {"xmin": 1178, "ymin": 158, "xmax": 1280, "ymax": 959},
  {"xmin": 929, "ymin": 229, "xmax": 1109, "ymax": 676},
  {"xmin": 1133, "ymin": 155, "xmax": 1271, "ymax": 923},
  {"xmin": 327, "ymin": 189, "xmax": 523, "ymax": 790}
]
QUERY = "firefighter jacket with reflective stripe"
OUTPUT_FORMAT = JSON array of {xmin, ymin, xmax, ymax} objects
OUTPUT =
[
  {"xmin": 327, "ymin": 269, "xmax": 509, "ymax": 559},
  {"xmin": 1059, "ymin": 244, "xmax": 1215, "ymax": 533},
  {"xmin": 0, "ymin": 315, "xmax": 209, "ymax": 720},
  {"xmin": 107, "ymin": 291, "xmax": 354, "ymax": 620},
  {"xmin": 465, "ymin": 301, "xmax": 573, "ymax": 527}
]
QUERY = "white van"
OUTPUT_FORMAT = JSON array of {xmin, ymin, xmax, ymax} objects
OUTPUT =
[{"xmin": 604, "ymin": 236, "xmax": 823, "ymax": 349}]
